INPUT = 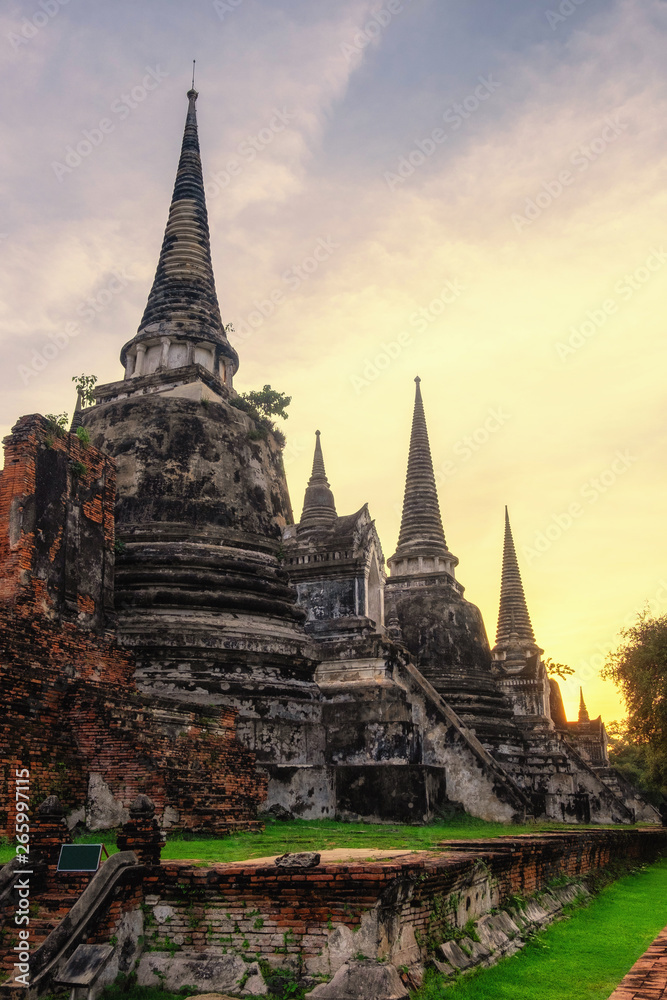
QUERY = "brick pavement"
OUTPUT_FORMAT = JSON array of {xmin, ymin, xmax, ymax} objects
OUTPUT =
[{"xmin": 608, "ymin": 926, "xmax": 667, "ymax": 999}]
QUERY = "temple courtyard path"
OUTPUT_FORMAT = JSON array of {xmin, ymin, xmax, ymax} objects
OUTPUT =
[{"xmin": 607, "ymin": 925, "xmax": 667, "ymax": 999}]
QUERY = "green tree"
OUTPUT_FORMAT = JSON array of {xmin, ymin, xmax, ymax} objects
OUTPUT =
[
  {"xmin": 229, "ymin": 384, "xmax": 291, "ymax": 447},
  {"xmin": 240, "ymin": 384, "xmax": 291, "ymax": 420},
  {"xmin": 45, "ymin": 412, "xmax": 68, "ymax": 437},
  {"xmin": 72, "ymin": 373, "xmax": 98, "ymax": 406},
  {"xmin": 602, "ymin": 610, "xmax": 667, "ymax": 794},
  {"xmin": 606, "ymin": 719, "xmax": 665, "ymax": 805}
]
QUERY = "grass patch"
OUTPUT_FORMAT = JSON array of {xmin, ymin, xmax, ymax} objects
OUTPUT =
[
  {"xmin": 412, "ymin": 857, "xmax": 667, "ymax": 1000},
  {"xmin": 0, "ymin": 816, "xmax": 649, "ymax": 868},
  {"xmin": 159, "ymin": 815, "xmax": 630, "ymax": 865},
  {"xmin": 0, "ymin": 829, "xmax": 119, "ymax": 866},
  {"xmin": 161, "ymin": 815, "xmax": 530, "ymax": 864}
]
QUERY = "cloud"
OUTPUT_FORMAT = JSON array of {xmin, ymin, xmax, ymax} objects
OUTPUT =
[{"xmin": 2, "ymin": 0, "xmax": 667, "ymax": 723}]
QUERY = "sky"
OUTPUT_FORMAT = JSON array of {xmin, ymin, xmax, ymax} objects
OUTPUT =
[{"xmin": 1, "ymin": 0, "xmax": 666, "ymax": 724}]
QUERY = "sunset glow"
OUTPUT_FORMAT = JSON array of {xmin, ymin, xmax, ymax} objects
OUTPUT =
[{"xmin": 2, "ymin": 0, "xmax": 666, "ymax": 724}]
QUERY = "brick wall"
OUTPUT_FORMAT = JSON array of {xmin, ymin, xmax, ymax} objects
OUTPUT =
[
  {"xmin": 0, "ymin": 415, "xmax": 265, "ymax": 836},
  {"xmin": 144, "ymin": 829, "xmax": 667, "ymax": 976},
  {"xmin": 0, "ymin": 413, "xmax": 115, "ymax": 624},
  {"xmin": 2, "ymin": 827, "xmax": 664, "ymax": 992}
]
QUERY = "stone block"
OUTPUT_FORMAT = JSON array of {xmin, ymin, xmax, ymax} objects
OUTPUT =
[
  {"xmin": 522, "ymin": 900, "xmax": 550, "ymax": 926},
  {"xmin": 275, "ymin": 852, "xmax": 321, "ymax": 869},
  {"xmin": 439, "ymin": 940, "xmax": 472, "ymax": 970},
  {"xmin": 465, "ymin": 938, "xmax": 492, "ymax": 964},
  {"xmin": 334, "ymin": 764, "xmax": 448, "ymax": 824},
  {"xmin": 240, "ymin": 962, "xmax": 268, "ymax": 996},
  {"xmin": 507, "ymin": 906, "xmax": 528, "ymax": 930},
  {"xmin": 136, "ymin": 952, "xmax": 246, "ymax": 994},
  {"xmin": 305, "ymin": 960, "xmax": 409, "ymax": 999},
  {"xmin": 539, "ymin": 892, "xmax": 561, "ymax": 913},
  {"xmin": 57, "ymin": 944, "xmax": 114, "ymax": 986},
  {"xmin": 475, "ymin": 914, "xmax": 510, "ymax": 954},
  {"xmin": 492, "ymin": 911, "xmax": 521, "ymax": 938},
  {"xmin": 432, "ymin": 959, "xmax": 456, "ymax": 977}
]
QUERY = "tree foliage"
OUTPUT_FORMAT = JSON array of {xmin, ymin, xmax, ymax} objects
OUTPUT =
[
  {"xmin": 230, "ymin": 384, "xmax": 291, "ymax": 447},
  {"xmin": 45, "ymin": 412, "xmax": 68, "ymax": 436},
  {"xmin": 544, "ymin": 657, "xmax": 575, "ymax": 681},
  {"xmin": 602, "ymin": 610, "xmax": 667, "ymax": 793},
  {"xmin": 72, "ymin": 373, "xmax": 98, "ymax": 406},
  {"xmin": 606, "ymin": 719, "xmax": 665, "ymax": 805},
  {"xmin": 241, "ymin": 384, "xmax": 291, "ymax": 421}
]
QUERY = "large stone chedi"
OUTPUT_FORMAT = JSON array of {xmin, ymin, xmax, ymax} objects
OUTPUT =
[
  {"xmin": 82, "ymin": 90, "xmax": 328, "ymax": 815},
  {"xmin": 68, "ymin": 87, "xmax": 657, "ymax": 829}
]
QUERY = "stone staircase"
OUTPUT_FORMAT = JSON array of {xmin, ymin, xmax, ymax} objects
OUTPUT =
[{"xmin": 0, "ymin": 893, "xmax": 79, "ymax": 984}]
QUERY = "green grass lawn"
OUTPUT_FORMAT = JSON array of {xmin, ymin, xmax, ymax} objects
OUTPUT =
[
  {"xmin": 2, "ymin": 819, "xmax": 665, "ymax": 1000},
  {"xmin": 0, "ymin": 815, "xmax": 649, "ymax": 867},
  {"xmin": 161, "ymin": 815, "xmax": 545, "ymax": 864},
  {"xmin": 413, "ymin": 857, "xmax": 667, "ymax": 1000}
]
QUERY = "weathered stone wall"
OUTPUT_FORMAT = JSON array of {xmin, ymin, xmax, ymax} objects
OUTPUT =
[
  {"xmin": 316, "ymin": 638, "xmax": 533, "ymax": 824},
  {"xmin": 385, "ymin": 575, "xmax": 492, "ymax": 675},
  {"xmin": 0, "ymin": 413, "xmax": 115, "ymax": 626},
  {"xmin": 82, "ymin": 391, "xmax": 293, "ymax": 541},
  {"xmin": 3, "ymin": 814, "xmax": 664, "ymax": 996},
  {"xmin": 140, "ymin": 829, "xmax": 667, "ymax": 982},
  {"xmin": 81, "ymin": 391, "xmax": 331, "ymax": 815},
  {"xmin": 0, "ymin": 415, "xmax": 266, "ymax": 836}
]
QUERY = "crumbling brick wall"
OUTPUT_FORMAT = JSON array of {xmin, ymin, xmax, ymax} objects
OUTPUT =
[
  {"xmin": 0, "ymin": 415, "xmax": 265, "ymax": 835},
  {"xmin": 146, "ymin": 829, "xmax": 667, "ymax": 975}
]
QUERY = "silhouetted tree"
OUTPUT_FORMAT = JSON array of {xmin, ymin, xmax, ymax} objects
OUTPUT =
[{"xmin": 602, "ymin": 610, "xmax": 667, "ymax": 795}]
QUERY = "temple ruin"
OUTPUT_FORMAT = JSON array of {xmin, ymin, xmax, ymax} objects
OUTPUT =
[{"xmin": 0, "ymin": 87, "xmax": 658, "ymax": 835}]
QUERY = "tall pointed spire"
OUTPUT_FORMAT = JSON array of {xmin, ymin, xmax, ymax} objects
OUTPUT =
[
  {"xmin": 299, "ymin": 431, "xmax": 337, "ymax": 531},
  {"xmin": 495, "ymin": 507, "xmax": 535, "ymax": 645},
  {"xmin": 387, "ymin": 378, "xmax": 458, "ymax": 578},
  {"xmin": 578, "ymin": 687, "xmax": 590, "ymax": 724},
  {"xmin": 120, "ymin": 87, "xmax": 238, "ymax": 381},
  {"xmin": 394, "ymin": 378, "xmax": 449, "ymax": 551}
]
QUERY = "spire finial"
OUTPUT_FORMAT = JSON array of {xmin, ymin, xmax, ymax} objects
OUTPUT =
[
  {"xmin": 192, "ymin": 59, "xmax": 196, "ymax": 90},
  {"xmin": 299, "ymin": 431, "xmax": 337, "ymax": 531},
  {"xmin": 578, "ymin": 687, "xmax": 590, "ymax": 724},
  {"xmin": 390, "ymin": 379, "xmax": 449, "ymax": 562},
  {"xmin": 495, "ymin": 507, "xmax": 536, "ymax": 645},
  {"xmin": 120, "ymin": 85, "xmax": 237, "ymax": 379}
]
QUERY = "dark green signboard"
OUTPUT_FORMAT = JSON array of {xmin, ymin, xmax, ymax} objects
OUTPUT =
[{"xmin": 57, "ymin": 844, "xmax": 103, "ymax": 872}]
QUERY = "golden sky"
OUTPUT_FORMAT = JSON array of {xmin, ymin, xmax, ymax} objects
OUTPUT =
[{"xmin": 1, "ymin": 0, "xmax": 666, "ymax": 724}]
